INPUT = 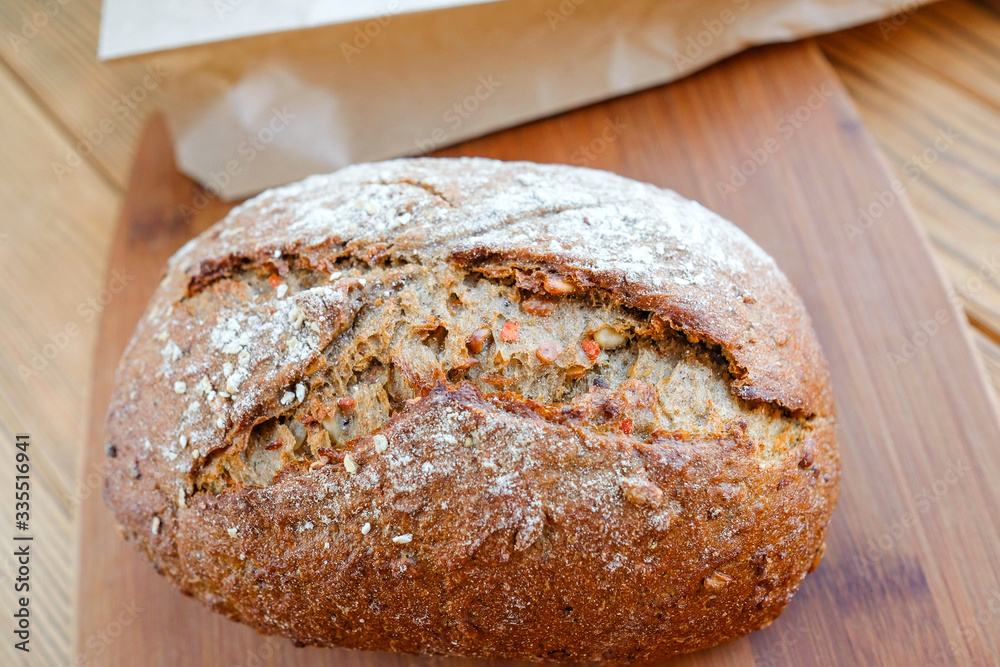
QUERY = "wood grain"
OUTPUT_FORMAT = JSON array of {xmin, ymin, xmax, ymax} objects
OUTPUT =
[
  {"xmin": 0, "ymin": 0, "xmax": 997, "ymax": 664},
  {"xmin": 0, "ymin": 61, "xmax": 120, "ymax": 666},
  {"xmin": 819, "ymin": 0, "xmax": 1000, "ymax": 343},
  {"xmin": 0, "ymin": 0, "xmax": 162, "ymax": 188},
  {"xmin": 76, "ymin": 41, "xmax": 1000, "ymax": 665}
]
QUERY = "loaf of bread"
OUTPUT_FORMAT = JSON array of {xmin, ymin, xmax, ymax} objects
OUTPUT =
[{"xmin": 104, "ymin": 157, "xmax": 838, "ymax": 662}]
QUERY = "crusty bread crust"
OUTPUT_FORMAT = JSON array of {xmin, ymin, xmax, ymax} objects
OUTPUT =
[{"xmin": 104, "ymin": 158, "xmax": 838, "ymax": 662}]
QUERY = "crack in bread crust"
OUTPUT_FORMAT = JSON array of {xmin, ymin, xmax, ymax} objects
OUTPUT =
[
  {"xmin": 185, "ymin": 261, "xmax": 810, "ymax": 495},
  {"xmin": 103, "ymin": 158, "xmax": 839, "ymax": 663}
]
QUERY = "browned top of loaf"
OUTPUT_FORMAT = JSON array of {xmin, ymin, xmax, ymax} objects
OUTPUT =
[
  {"xmin": 104, "ymin": 158, "xmax": 837, "ymax": 660},
  {"xmin": 166, "ymin": 158, "xmax": 830, "ymax": 419}
]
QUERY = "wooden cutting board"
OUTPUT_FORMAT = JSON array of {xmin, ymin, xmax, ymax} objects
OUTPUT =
[{"xmin": 77, "ymin": 41, "xmax": 1000, "ymax": 665}]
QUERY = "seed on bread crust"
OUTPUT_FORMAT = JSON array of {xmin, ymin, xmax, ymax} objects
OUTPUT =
[
  {"xmin": 543, "ymin": 275, "xmax": 575, "ymax": 295},
  {"xmin": 620, "ymin": 477, "xmax": 665, "ymax": 508},
  {"xmin": 594, "ymin": 325, "xmax": 627, "ymax": 350},
  {"xmin": 704, "ymin": 572, "xmax": 733, "ymax": 590},
  {"xmin": 536, "ymin": 341, "xmax": 562, "ymax": 363},
  {"xmin": 522, "ymin": 295, "xmax": 558, "ymax": 316},
  {"xmin": 500, "ymin": 321, "xmax": 520, "ymax": 343},
  {"xmin": 309, "ymin": 457, "xmax": 330, "ymax": 470},
  {"xmin": 466, "ymin": 327, "xmax": 492, "ymax": 354},
  {"xmin": 479, "ymin": 373, "xmax": 514, "ymax": 387}
]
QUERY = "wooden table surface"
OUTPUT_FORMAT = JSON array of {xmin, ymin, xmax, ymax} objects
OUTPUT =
[{"xmin": 1, "ymin": 1, "xmax": 999, "ymax": 665}]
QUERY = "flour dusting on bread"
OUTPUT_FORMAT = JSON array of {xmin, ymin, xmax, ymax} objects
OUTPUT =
[{"xmin": 104, "ymin": 158, "xmax": 838, "ymax": 662}]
